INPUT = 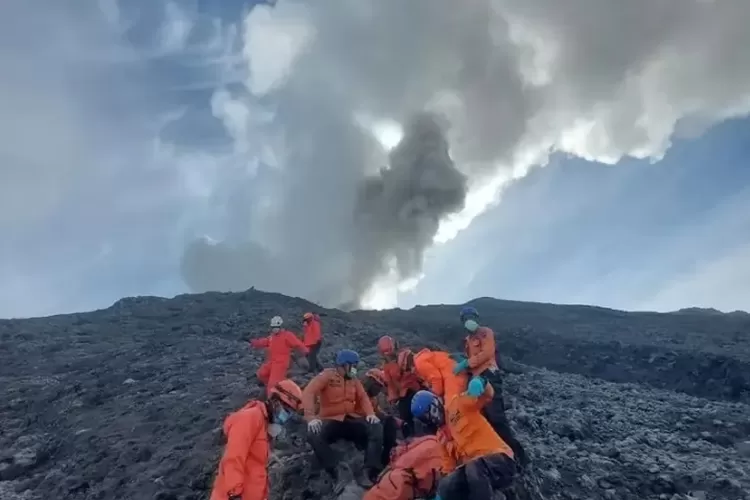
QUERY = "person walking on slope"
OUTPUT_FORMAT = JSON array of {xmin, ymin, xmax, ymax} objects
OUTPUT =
[
  {"xmin": 452, "ymin": 306, "xmax": 528, "ymax": 467},
  {"xmin": 250, "ymin": 315, "xmax": 309, "ymax": 397},
  {"xmin": 302, "ymin": 349, "xmax": 384, "ymax": 489},
  {"xmin": 378, "ymin": 336, "xmax": 424, "ymax": 438},
  {"xmin": 363, "ymin": 434, "xmax": 445, "ymax": 500},
  {"xmin": 360, "ymin": 368, "xmax": 400, "ymax": 466},
  {"xmin": 210, "ymin": 379, "xmax": 304, "ymax": 500},
  {"xmin": 410, "ymin": 379, "xmax": 517, "ymax": 500},
  {"xmin": 301, "ymin": 312, "xmax": 323, "ymax": 372}
]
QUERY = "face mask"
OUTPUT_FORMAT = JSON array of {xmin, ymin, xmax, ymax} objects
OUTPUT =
[
  {"xmin": 349, "ymin": 367, "xmax": 358, "ymax": 377},
  {"xmin": 464, "ymin": 319, "xmax": 479, "ymax": 333},
  {"xmin": 267, "ymin": 423, "xmax": 284, "ymax": 438},
  {"xmin": 274, "ymin": 408, "xmax": 291, "ymax": 425},
  {"xmin": 271, "ymin": 327, "xmax": 280, "ymax": 334}
]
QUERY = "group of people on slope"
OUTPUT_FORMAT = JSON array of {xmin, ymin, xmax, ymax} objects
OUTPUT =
[{"xmin": 210, "ymin": 306, "xmax": 528, "ymax": 500}]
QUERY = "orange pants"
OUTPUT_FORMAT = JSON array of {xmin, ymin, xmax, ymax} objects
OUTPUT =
[{"xmin": 256, "ymin": 361, "xmax": 290, "ymax": 396}]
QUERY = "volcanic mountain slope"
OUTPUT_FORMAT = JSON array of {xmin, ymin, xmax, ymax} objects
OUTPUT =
[{"xmin": 0, "ymin": 289, "xmax": 749, "ymax": 500}]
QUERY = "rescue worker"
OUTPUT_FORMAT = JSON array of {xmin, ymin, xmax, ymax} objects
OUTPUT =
[
  {"xmin": 363, "ymin": 434, "xmax": 444, "ymax": 500},
  {"xmin": 410, "ymin": 379, "xmax": 517, "ymax": 500},
  {"xmin": 378, "ymin": 336, "xmax": 424, "ymax": 438},
  {"xmin": 301, "ymin": 312, "xmax": 323, "ymax": 372},
  {"xmin": 361, "ymin": 368, "xmax": 399, "ymax": 467},
  {"xmin": 453, "ymin": 306, "xmax": 528, "ymax": 466},
  {"xmin": 210, "ymin": 379, "xmax": 304, "ymax": 500},
  {"xmin": 250, "ymin": 315, "xmax": 309, "ymax": 397},
  {"xmin": 302, "ymin": 349, "xmax": 384, "ymax": 489},
  {"xmin": 413, "ymin": 348, "xmax": 469, "ymax": 404}
]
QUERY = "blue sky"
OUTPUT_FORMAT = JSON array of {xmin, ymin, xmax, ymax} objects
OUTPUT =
[{"xmin": 2, "ymin": 0, "xmax": 750, "ymax": 318}]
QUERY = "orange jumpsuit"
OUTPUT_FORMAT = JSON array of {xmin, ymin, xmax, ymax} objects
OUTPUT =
[
  {"xmin": 383, "ymin": 356, "xmax": 423, "ymax": 404},
  {"xmin": 210, "ymin": 401, "xmax": 270, "ymax": 500},
  {"xmin": 464, "ymin": 326, "xmax": 497, "ymax": 376},
  {"xmin": 363, "ymin": 435, "xmax": 444, "ymax": 500},
  {"xmin": 413, "ymin": 349, "xmax": 468, "ymax": 402},
  {"xmin": 301, "ymin": 315, "xmax": 322, "ymax": 347},
  {"xmin": 251, "ymin": 329, "xmax": 308, "ymax": 396}
]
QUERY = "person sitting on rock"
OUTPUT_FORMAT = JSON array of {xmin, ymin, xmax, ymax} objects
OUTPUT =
[
  {"xmin": 210, "ymin": 378, "xmax": 304, "ymax": 500},
  {"xmin": 452, "ymin": 306, "xmax": 528, "ymax": 467},
  {"xmin": 249, "ymin": 315, "xmax": 309, "ymax": 397},
  {"xmin": 377, "ymin": 336, "xmax": 425, "ymax": 438},
  {"xmin": 360, "ymin": 368, "xmax": 400, "ymax": 466},
  {"xmin": 301, "ymin": 312, "xmax": 323, "ymax": 372},
  {"xmin": 363, "ymin": 434, "xmax": 445, "ymax": 500},
  {"xmin": 410, "ymin": 381, "xmax": 517, "ymax": 500},
  {"xmin": 302, "ymin": 349, "xmax": 384, "ymax": 489}
]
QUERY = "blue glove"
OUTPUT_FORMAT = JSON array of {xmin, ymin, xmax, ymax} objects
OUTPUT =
[
  {"xmin": 448, "ymin": 353, "xmax": 467, "ymax": 364},
  {"xmin": 467, "ymin": 376, "xmax": 486, "ymax": 397},
  {"xmin": 452, "ymin": 359, "xmax": 469, "ymax": 375}
]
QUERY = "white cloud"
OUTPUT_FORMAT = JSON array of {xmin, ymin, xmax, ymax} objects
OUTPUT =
[{"xmin": 160, "ymin": 2, "xmax": 194, "ymax": 52}]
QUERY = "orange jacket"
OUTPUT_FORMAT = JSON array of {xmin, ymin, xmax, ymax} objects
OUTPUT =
[
  {"xmin": 210, "ymin": 401, "xmax": 270, "ymax": 500},
  {"xmin": 250, "ymin": 329, "xmax": 308, "ymax": 367},
  {"xmin": 413, "ymin": 349, "xmax": 468, "ymax": 402},
  {"xmin": 302, "ymin": 315, "xmax": 322, "ymax": 346},
  {"xmin": 363, "ymin": 435, "xmax": 444, "ymax": 500},
  {"xmin": 302, "ymin": 368, "xmax": 375, "ymax": 421},
  {"xmin": 464, "ymin": 326, "xmax": 497, "ymax": 375},
  {"xmin": 437, "ymin": 392, "xmax": 512, "ymax": 473},
  {"xmin": 383, "ymin": 357, "xmax": 423, "ymax": 402}
]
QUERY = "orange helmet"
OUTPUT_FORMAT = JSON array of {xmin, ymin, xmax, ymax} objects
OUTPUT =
[
  {"xmin": 398, "ymin": 349, "xmax": 415, "ymax": 372},
  {"xmin": 269, "ymin": 379, "xmax": 303, "ymax": 411},
  {"xmin": 377, "ymin": 335, "xmax": 398, "ymax": 356},
  {"xmin": 365, "ymin": 368, "xmax": 386, "ymax": 387},
  {"xmin": 302, "ymin": 312, "xmax": 314, "ymax": 322}
]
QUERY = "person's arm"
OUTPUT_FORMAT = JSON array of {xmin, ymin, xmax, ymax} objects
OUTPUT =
[
  {"xmin": 302, "ymin": 371, "xmax": 328, "ymax": 420},
  {"xmin": 219, "ymin": 412, "xmax": 260, "ymax": 498},
  {"xmin": 285, "ymin": 331, "xmax": 309, "ymax": 354},
  {"xmin": 383, "ymin": 363, "xmax": 400, "ymax": 403},
  {"xmin": 467, "ymin": 329, "xmax": 495, "ymax": 370},
  {"xmin": 249, "ymin": 337, "xmax": 269, "ymax": 349}
]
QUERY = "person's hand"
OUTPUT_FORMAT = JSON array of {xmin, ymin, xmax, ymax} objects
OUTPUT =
[
  {"xmin": 466, "ymin": 376, "xmax": 486, "ymax": 397},
  {"xmin": 366, "ymin": 414, "xmax": 380, "ymax": 424},
  {"xmin": 308, "ymin": 418, "xmax": 323, "ymax": 434},
  {"xmin": 452, "ymin": 359, "xmax": 469, "ymax": 375}
]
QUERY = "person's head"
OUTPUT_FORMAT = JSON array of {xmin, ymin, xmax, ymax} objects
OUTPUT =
[
  {"xmin": 397, "ymin": 349, "xmax": 415, "ymax": 374},
  {"xmin": 269, "ymin": 315, "xmax": 283, "ymax": 333},
  {"xmin": 334, "ymin": 349, "xmax": 360, "ymax": 379},
  {"xmin": 410, "ymin": 390, "xmax": 445, "ymax": 427},
  {"xmin": 459, "ymin": 306, "xmax": 479, "ymax": 324},
  {"xmin": 267, "ymin": 379, "xmax": 303, "ymax": 425},
  {"xmin": 363, "ymin": 368, "xmax": 386, "ymax": 398},
  {"xmin": 377, "ymin": 335, "xmax": 398, "ymax": 361},
  {"xmin": 302, "ymin": 312, "xmax": 314, "ymax": 325}
]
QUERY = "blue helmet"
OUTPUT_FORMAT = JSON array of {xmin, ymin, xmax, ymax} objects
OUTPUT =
[
  {"xmin": 410, "ymin": 390, "xmax": 439, "ymax": 419},
  {"xmin": 335, "ymin": 349, "xmax": 360, "ymax": 366},
  {"xmin": 460, "ymin": 306, "xmax": 479, "ymax": 321}
]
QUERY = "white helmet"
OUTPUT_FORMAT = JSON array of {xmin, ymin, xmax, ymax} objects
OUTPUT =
[{"xmin": 270, "ymin": 316, "xmax": 283, "ymax": 328}]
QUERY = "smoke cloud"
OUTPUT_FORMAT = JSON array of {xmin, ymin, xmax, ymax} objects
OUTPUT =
[{"xmin": 179, "ymin": 0, "xmax": 750, "ymax": 309}]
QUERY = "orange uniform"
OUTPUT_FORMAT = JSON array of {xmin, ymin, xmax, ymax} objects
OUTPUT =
[
  {"xmin": 413, "ymin": 349, "xmax": 468, "ymax": 402},
  {"xmin": 302, "ymin": 368, "xmax": 375, "ymax": 421},
  {"xmin": 251, "ymin": 330, "xmax": 308, "ymax": 396},
  {"xmin": 383, "ymin": 356, "xmax": 423, "ymax": 403},
  {"xmin": 301, "ymin": 314, "xmax": 322, "ymax": 347},
  {"xmin": 363, "ymin": 435, "xmax": 444, "ymax": 500},
  {"xmin": 437, "ymin": 391, "xmax": 512, "ymax": 473},
  {"xmin": 464, "ymin": 326, "xmax": 497, "ymax": 376},
  {"xmin": 210, "ymin": 401, "xmax": 270, "ymax": 500}
]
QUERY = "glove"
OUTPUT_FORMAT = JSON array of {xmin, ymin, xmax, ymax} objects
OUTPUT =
[
  {"xmin": 452, "ymin": 359, "xmax": 469, "ymax": 375},
  {"xmin": 366, "ymin": 414, "xmax": 380, "ymax": 424},
  {"xmin": 467, "ymin": 376, "xmax": 486, "ymax": 397},
  {"xmin": 448, "ymin": 353, "xmax": 467, "ymax": 364},
  {"xmin": 308, "ymin": 418, "xmax": 323, "ymax": 434}
]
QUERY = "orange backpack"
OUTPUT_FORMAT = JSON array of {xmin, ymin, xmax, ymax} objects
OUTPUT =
[{"xmin": 379, "ymin": 435, "xmax": 443, "ymax": 497}]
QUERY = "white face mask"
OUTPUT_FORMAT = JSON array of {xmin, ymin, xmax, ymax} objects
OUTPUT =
[
  {"xmin": 464, "ymin": 319, "xmax": 479, "ymax": 332},
  {"xmin": 267, "ymin": 423, "xmax": 284, "ymax": 438}
]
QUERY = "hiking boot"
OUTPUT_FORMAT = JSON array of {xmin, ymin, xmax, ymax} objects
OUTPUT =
[
  {"xmin": 328, "ymin": 464, "xmax": 353, "ymax": 496},
  {"xmin": 354, "ymin": 468, "xmax": 375, "ymax": 489}
]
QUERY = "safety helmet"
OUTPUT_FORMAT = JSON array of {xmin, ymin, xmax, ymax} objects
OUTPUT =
[
  {"xmin": 302, "ymin": 312, "xmax": 314, "ymax": 322},
  {"xmin": 410, "ymin": 390, "xmax": 439, "ymax": 419},
  {"xmin": 270, "ymin": 316, "xmax": 283, "ymax": 328},
  {"xmin": 377, "ymin": 335, "xmax": 398, "ymax": 356},
  {"xmin": 335, "ymin": 349, "xmax": 360, "ymax": 366},
  {"xmin": 365, "ymin": 368, "xmax": 386, "ymax": 387},
  {"xmin": 459, "ymin": 306, "xmax": 479, "ymax": 321},
  {"xmin": 269, "ymin": 379, "xmax": 303, "ymax": 411},
  {"xmin": 397, "ymin": 349, "xmax": 415, "ymax": 372}
]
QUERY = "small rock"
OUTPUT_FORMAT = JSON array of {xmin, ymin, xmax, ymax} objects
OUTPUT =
[{"xmin": 123, "ymin": 378, "xmax": 136, "ymax": 384}]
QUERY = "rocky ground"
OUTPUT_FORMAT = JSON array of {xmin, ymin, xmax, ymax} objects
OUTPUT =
[{"xmin": 0, "ymin": 289, "xmax": 748, "ymax": 500}]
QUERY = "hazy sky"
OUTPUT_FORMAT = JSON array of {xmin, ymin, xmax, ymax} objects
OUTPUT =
[{"xmin": 2, "ymin": 0, "xmax": 750, "ymax": 318}]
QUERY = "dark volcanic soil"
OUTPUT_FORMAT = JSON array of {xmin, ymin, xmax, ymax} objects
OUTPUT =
[{"xmin": 0, "ymin": 290, "xmax": 749, "ymax": 500}]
